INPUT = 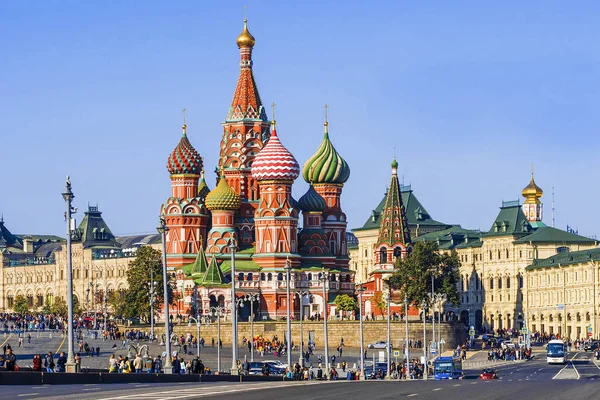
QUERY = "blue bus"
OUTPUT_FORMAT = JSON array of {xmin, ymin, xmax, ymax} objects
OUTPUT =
[{"xmin": 433, "ymin": 356, "xmax": 464, "ymax": 380}]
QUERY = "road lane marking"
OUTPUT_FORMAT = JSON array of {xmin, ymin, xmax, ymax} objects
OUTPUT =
[
  {"xmin": 453, "ymin": 384, "xmax": 461, "ymax": 386},
  {"xmin": 433, "ymin": 388, "xmax": 442, "ymax": 391},
  {"xmin": 0, "ymin": 333, "xmax": 13, "ymax": 347},
  {"xmin": 55, "ymin": 334, "xmax": 66, "ymax": 354},
  {"xmin": 407, "ymin": 395, "xmax": 418, "ymax": 397},
  {"xmin": 18, "ymin": 394, "xmax": 40, "ymax": 398}
]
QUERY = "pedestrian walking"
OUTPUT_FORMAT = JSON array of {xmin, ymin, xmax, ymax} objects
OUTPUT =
[{"xmin": 44, "ymin": 351, "xmax": 55, "ymax": 372}]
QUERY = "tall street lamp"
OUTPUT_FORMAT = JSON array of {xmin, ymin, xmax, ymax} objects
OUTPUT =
[
  {"xmin": 209, "ymin": 306, "xmax": 225, "ymax": 373},
  {"xmin": 62, "ymin": 176, "xmax": 77, "ymax": 373},
  {"xmin": 284, "ymin": 259, "xmax": 292, "ymax": 370},
  {"xmin": 292, "ymin": 289, "xmax": 308, "ymax": 367},
  {"xmin": 157, "ymin": 217, "xmax": 173, "ymax": 374},
  {"xmin": 244, "ymin": 293, "xmax": 260, "ymax": 362},
  {"xmin": 188, "ymin": 316, "xmax": 201, "ymax": 358},
  {"xmin": 404, "ymin": 294, "xmax": 410, "ymax": 377},
  {"xmin": 434, "ymin": 293, "xmax": 447, "ymax": 354},
  {"xmin": 229, "ymin": 240, "xmax": 239, "ymax": 375},
  {"xmin": 148, "ymin": 275, "xmax": 157, "ymax": 341},
  {"xmin": 421, "ymin": 299, "xmax": 428, "ymax": 380},
  {"xmin": 319, "ymin": 268, "xmax": 330, "ymax": 378},
  {"xmin": 385, "ymin": 288, "xmax": 392, "ymax": 379},
  {"xmin": 356, "ymin": 282, "xmax": 366, "ymax": 380}
]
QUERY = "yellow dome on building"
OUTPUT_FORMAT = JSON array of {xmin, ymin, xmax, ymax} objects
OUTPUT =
[
  {"xmin": 522, "ymin": 172, "xmax": 543, "ymax": 204},
  {"xmin": 205, "ymin": 175, "xmax": 241, "ymax": 211},
  {"xmin": 236, "ymin": 19, "xmax": 256, "ymax": 48}
]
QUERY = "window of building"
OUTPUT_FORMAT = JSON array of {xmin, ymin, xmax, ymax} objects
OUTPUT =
[
  {"xmin": 506, "ymin": 277, "xmax": 511, "ymax": 289},
  {"xmin": 489, "ymin": 278, "xmax": 494, "ymax": 290},
  {"xmin": 498, "ymin": 277, "xmax": 502, "ymax": 289},
  {"xmin": 380, "ymin": 248, "xmax": 388, "ymax": 263}
]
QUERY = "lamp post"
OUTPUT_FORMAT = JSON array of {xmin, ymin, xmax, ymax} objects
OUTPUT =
[
  {"xmin": 435, "ymin": 294, "xmax": 447, "ymax": 354},
  {"xmin": 244, "ymin": 293, "xmax": 260, "ymax": 362},
  {"xmin": 229, "ymin": 240, "xmax": 239, "ymax": 375},
  {"xmin": 157, "ymin": 217, "xmax": 173, "ymax": 374},
  {"xmin": 386, "ymin": 288, "xmax": 392, "ymax": 379},
  {"xmin": 421, "ymin": 299, "xmax": 428, "ymax": 380},
  {"xmin": 319, "ymin": 268, "xmax": 330, "ymax": 378},
  {"xmin": 284, "ymin": 259, "xmax": 292, "ymax": 370},
  {"xmin": 188, "ymin": 316, "xmax": 201, "ymax": 358},
  {"xmin": 356, "ymin": 282, "xmax": 366, "ymax": 380},
  {"xmin": 62, "ymin": 176, "xmax": 77, "ymax": 373},
  {"xmin": 148, "ymin": 276, "xmax": 157, "ymax": 341},
  {"xmin": 430, "ymin": 273, "xmax": 436, "ymax": 357},
  {"xmin": 292, "ymin": 290, "xmax": 308, "ymax": 367},
  {"xmin": 209, "ymin": 306, "xmax": 225, "ymax": 373},
  {"xmin": 404, "ymin": 294, "xmax": 410, "ymax": 377},
  {"xmin": 86, "ymin": 281, "xmax": 92, "ymax": 319},
  {"xmin": 103, "ymin": 293, "xmax": 108, "ymax": 341}
]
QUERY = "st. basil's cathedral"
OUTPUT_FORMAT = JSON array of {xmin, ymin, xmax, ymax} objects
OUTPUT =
[{"xmin": 160, "ymin": 19, "xmax": 356, "ymax": 320}]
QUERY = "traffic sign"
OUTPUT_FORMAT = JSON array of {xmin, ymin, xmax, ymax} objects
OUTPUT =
[
  {"xmin": 431, "ymin": 348, "xmax": 437, "ymax": 355},
  {"xmin": 393, "ymin": 350, "xmax": 400, "ymax": 357},
  {"xmin": 589, "ymin": 332, "xmax": 593, "ymax": 337}
]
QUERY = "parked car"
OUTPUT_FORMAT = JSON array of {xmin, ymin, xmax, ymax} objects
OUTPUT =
[
  {"xmin": 479, "ymin": 368, "xmax": 498, "ymax": 380},
  {"xmin": 247, "ymin": 362, "xmax": 266, "ymax": 375},
  {"xmin": 264, "ymin": 361, "xmax": 286, "ymax": 375},
  {"xmin": 584, "ymin": 341, "xmax": 599, "ymax": 352},
  {"xmin": 368, "ymin": 341, "xmax": 388, "ymax": 349}
]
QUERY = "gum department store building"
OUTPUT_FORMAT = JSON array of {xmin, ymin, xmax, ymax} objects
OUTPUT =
[{"xmin": 1, "ymin": 21, "xmax": 599, "ymax": 340}]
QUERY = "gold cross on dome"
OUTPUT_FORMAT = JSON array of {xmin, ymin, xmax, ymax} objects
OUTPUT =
[
  {"xmin": 271, "ymin": 102, "xmax": 276, "ymax": 121},
  {"xmin": 244, "ymin": 5, "xmax": 247, "ymax": 21},
  {"xmin": 324, "ymin": 104, "xmax": 329, "ymax": 123},
  {"xmin": 182, "ymin": 108, "xmax": 187, "ymax": 125}
]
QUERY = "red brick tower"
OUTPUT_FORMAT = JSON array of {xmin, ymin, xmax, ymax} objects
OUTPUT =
[
  {"xmin": 161, "ymin": 121, "xmax": 210, "ymax": 267},
  {"xmin": 218, "ymin": 18, "xmax": 271, "ymax": 247},
  {"xmin": 250, "ymin": 120, "xmax": 301, "ymax": 269}
]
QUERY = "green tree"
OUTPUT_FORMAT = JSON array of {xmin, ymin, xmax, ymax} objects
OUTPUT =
[
  {"xmin": 333, "ymin": 294, "xmax": 357, "ymax": 320},
  {"xmin": 372, "ymin": 291, "xmax": 387, "ymax": 316},
  {"xmin": 108, "ymin": 290, "xmax": 126, "ymax": 317},
  {"xmin": 387, "ymin": 241, "xmax": 461, "ymax": 307},
  {"xmin": 13, "ymin": 295, "xmax": 29, "ymax": 314},
  {"xmin": 50, "ymin": 297, "xmax": 68, "ymax": 316},
  {"xmin": 122, "ymin": 246, "xmax": 174, "ymax": 320}
]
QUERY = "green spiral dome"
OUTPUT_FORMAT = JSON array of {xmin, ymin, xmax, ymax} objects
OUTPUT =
[
  {"xmin": 302, "ymin": 122, "xmax": 350, "ymax": 184},
  {"xmin": 205, "ymin": 175, "xmax": 241, "ymax": 211},
  {"xmin": 298, "ymin": 185, "xmax": 326, "ymax": 212}
]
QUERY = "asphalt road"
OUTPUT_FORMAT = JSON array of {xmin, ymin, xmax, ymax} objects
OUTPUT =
[{"xmin": 2, "ymin": 350, "xmax": 599, "ymax": 400}]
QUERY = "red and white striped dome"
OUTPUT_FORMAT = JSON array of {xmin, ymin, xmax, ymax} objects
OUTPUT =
[{"xmin": 251, "ymin": 126, "xmax": 300, "ymax": 181}]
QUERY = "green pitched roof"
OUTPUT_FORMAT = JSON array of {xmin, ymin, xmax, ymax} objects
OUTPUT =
[
  {"xmin": 514, "ymin": 226, "xmax": 597, "ymax": 245},
  {"xmin": 195, "ymin": 255, "xmax": 225, "ymax": 285},
  {"xmin": 354, "ymin": 186, "xmax": 448, "ymax": 232},
  {"xmin": 188, "ymin": 246, "xmax": 209, "ymax": 275},
  {"xmin": 526, "ymin": 248, "xmax": 600, "ymax": 271},
  {"xmin": 219, "ymin": 259, "xmax": 261, "ymax": 273},
  {"xmin": 73, "ymin": 206, "xmax": 119, "ymax": 249},
  {"xmin": 416, "ymin": 225, "xmax": 483, "ymax": 250},
  {"xmin": 484, "ymin": 203, "xmax": 532, "ymax": 238}
]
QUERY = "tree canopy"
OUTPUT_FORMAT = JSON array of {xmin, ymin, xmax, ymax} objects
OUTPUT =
[
  {"xmin": 333, "ymin": 294, "xmax": 357, "ymax": 319},
  {"xmin": 122, "ymin": 246, "xmax": 174, "ymax": 320},
  {"xmin": 13, "ymin": 295, "xmax": 29, "ymax": 314},
  {"xmin": 387, "ymin": 241, "xmax": 461, "ymax": 307}
]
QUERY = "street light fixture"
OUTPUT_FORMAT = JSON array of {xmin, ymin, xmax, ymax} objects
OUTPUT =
[
  {"xmin": 228, "ymin": 239, "xmax": 239, "ymax": 375},
  {"xmin": 148, "ymin": 275, "xmax": 157, "ymax": 341},
  {"xmin": 404, "ymin": 294, "xmax": 410, "ymax": 377},
  {"xmin": 188, "ymin": 316, "xmax": 202, "ymax": 358},
  {"xmin": 61, "ymin": 176, "xmax": 77, "ymax": 373},
  {"xmin": 243, "ymin": 293, "xmax": 260, "ymax": 362},
  {"xmin": 209, "ymin": 306, "xmax": 225, "ymax": 373},
  {"xmin": 319, "ymin": 268, "xmax": 330, "ymax": 379},
  {"xmin": 292, "ymin": 289, "xmax": 308, "ymax": 367},
  {"xmin": 385, "ymin": 286, "xmax": 392, "ymax": 380},
  {"xmin": 284, "ymin": 259, "xmax": 292, "ymax": 370},
  {"xmin": 157, "ymin": 216, "xmax": 173, "ymax": 374},
  {"xmin": 420, "ymin": 299, "xmax": 428, "ymax": 380},
  {"xmin": 356, "ymin": 282, "xmax": 366, "ymax": 380}
]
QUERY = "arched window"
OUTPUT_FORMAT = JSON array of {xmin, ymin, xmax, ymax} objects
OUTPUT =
[
  {"xmin": 267, "ymin": 273, "xmax": 273, "ymax": 281},
  {"xmin": 238, "ymin": 273, "xmax": 244, "ymax": 282},
  {"xmin": 277, "ymin": 273, "xmax": 283, "ymax": 281},
  {"xmin": 497, "ymin": 277, "xmax": 502, "ymax": 289},
  {"xmin": 489, "ymin": 278, "xmax": 494, "ymax": 289},
  {"xmin": 260, "ymin": 273, "xmax": 265, "ymax": 281},
  {"xmin": 308, "ymin": 273, "xmax": 312, "ymax": 281},
  {"xmin": 506, "ymin": 249, "xmax": 509, "ymax": 259},
  {"xmin": 247, "ymin": 273, "xmax": 253, "ymax": 281},
  {"xmin": 345, "ymin": 274, "xmax": 351, "ymax": 282},
  {"xmin": 218, "ymin": 295, "xmax": 225, "ymax": 307},
  {"xmin": 380, "ymin": 248, "xmax": 388, "ymax": 264},
  {"xmin": 506, "ymin": 277, "xmax": 511, "ymax": 289},
  {"xmin": 330, "ymin": 274, "xmax": 337, "ymax": 282}
]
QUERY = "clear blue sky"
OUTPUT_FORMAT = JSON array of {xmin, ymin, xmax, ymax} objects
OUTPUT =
[{"xmin": 1, "ymin": 1, "xmax": 599, "ymax": 238}]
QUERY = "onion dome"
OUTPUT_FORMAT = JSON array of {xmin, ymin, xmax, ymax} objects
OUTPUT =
[
  {"xmin": 298, "ymin": 185, "xmax": 326, "ymax": 212},
  {"xmin": 236, "ymin": 19, "xmax": 256, "ymax": 48},
  {"xmin": 302, "ymin": 121, "xmax": 350, "ymax": 184},
  {"xmin": 251, "ymin": 122, "xmax": 300, "ymax": 181},
  {"xmin": 197, "ymin": 170, "xmax": 210, "ymax": 200},
  {"xmin": 205, "ymin": 174, "xmax": 241, "ymax": 211},
  {"xmin": 167, "ymin": 125, "xmax": 203, "ymax": 175},
  {"xmin": 391, "ymin": 158, "xmax": 399, "ymax": 169},
  {"xmin": 522, "ymin": 169, "xmax": 543, "ymax": 204}
]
